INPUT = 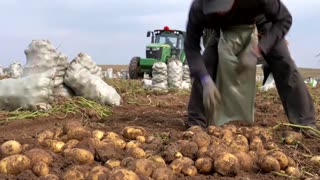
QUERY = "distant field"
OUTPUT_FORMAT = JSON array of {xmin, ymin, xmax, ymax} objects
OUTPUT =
[{"xmin": 99, "ymin": 64, "xmax": 320, "ymax": 79}]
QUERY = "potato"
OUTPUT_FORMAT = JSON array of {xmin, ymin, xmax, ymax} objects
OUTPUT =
[
  {"xmin": 121, "ymin": 157, "xmax": 136, "ymax": 171},
  {"xmin": 208, "ymin": 126, "xmax": 224, "ymax": 138},
  {"xmin": 230, "ymin": 135, "xmax": 249, "ymax": 152},
  {"xmin": 108, "ymin": 168, "xmax": 140, "ymax": 180},
  {"xmin": 0, "ymin": 140, "xmax": 22, "ymax": 157},
  {"xmin": 214, "ymin": 153, "xmax": 239, "ymax": 176},
  {"xmin": 96, "ymin": 143, "xmax": 124, "ymax": 162},
  {"xmin": 126, "ymin": 147, "xmax": 146, "ymax": 159},
  {"xmin": 24, "ymin": 148, "xmax": 53, "ymax": 165},
  {"xmin": 169, "ymin": 157, "xmax": 194, "ymax": 174},
  {"xmin": 206, "ymin": 144, "xmax": 230, "ymax": 161},
  {"xmin": 63, "ymin": 139, "xmax": 80, "ymax": 155},
  {"xmin": 195, "ymin": 157, "xmax": 213, "ymax": 174},
  {"xmin": 268, "ymin": 151, "xmax": 288, "ymax": 170},
  {"xmin": 197, "ymin": 146, "xmax": 208, "ymax": 158},
  {"xmin": 87, "ymin": 166, "xmax": 110, "ymax": 180},
  {"xmin": 45, "ymin": 140, "xmax": 65, "ymax": 153},
  {"xmin": 147, "ymin": 155, "xmax": 166, "ymax": 168},
  {"xmin": 126, "ymin": 140, "xmax": 142, "ymax": 149},
  {"xmin": 287, "ymin": 157, "xmax": 297, "ymax": 167},
  {"xmin": 92, "ymin": 130, "xmax": 105, "ymax": 140},
  {"xmin": 258, "ymin": 155, "xmax": 281, "ymax": 173},
  {"xmin": 222, "ymin": 129, "xmax": 234, "ymax": 145},
  {"xmin": 39, "ymin": 174, "xmax": 60, "ymax": 180},
  {"xmin": 63, "ymin": 165, "xmax": 91, "ymax": 180},
  {"xmin": 104, "ymin": 132, "xmax": 121, "ymax": 140},
  {"xmin": 0, "ymin": 154, "xmax": 31, "ymax": 175},
  {"xmin": 133, "ymin": 159, "xmax": 156, "ymax": 177},
  {"xmin": 181, "ymin": 131, "xmax": 195, "ymax": 141},
  {"xmin": 52, "ymin": 127, "xmax": 63, "ymax": 140},
  {"xmin": 32, "ymin": 161, "xmax": 49, "ymax": 177},
  {"xmin": 177, "ymin": 140, "xmax": 198, "ymax": 159},
  {"xmin": 37, "ymin": 130, "xmax": 54, "ymax": 145},
  {"xmin": 63, "ymin": 120, "xmax": 83, "ymax": 132},
  {"xmin": 105, "ymin": 159, "xmax": 121, "ymax": 170},
  {"xmin": 264, "ymin": 142, "xmax": 278, "ymax": 150},
  {"xmin": 182, "ymin": 166, "xmax": 198, "ymax": 176},
  {"xmin": 233, "ymin": 151, "xmax": 253, "ymax": 171},
  {"xmin": 249, "ymin": 136, "xmax": 264, "ymax": 152},
  {"xmin": 103, "ymin": 138, "xmax": 126, "ymax": 150},
  {"xmin": 224, "ymin": 125, "xmax": 237, "ymax": 133},
  {"xmin": 192, "ymin": 132, "xmax": 211, "ymax": 149},
  {"xmin": 67, "ymin": 127, "xmax": 91, "ymax": 141},
  {"xmin": 283, "ymin": 131, "xmax": 302, "ymax": 145},
  {"xmin": 161, "ymin": 142, "xmax": 181, "ymax": 163},
  {"xmin": 286, "ymin": 166, "xmax": 301, "ymax": 177},
  {"xmin": 121, "ymin": 126, "xmax": 146, "ymax": 140},
  {"xmin": 237, "ymin": 127, "xmax": 251, "ymax": 140},
  {"xmin": 207, "ymin": 125, "xmax": 218, "ymax": 135},
  {"xmin": 66, "ymin": 148, "xmax": 94, "ymax": 165},
  {"xmin": 136, "ymin": 136, "xmax": 146, "ymax": 143},
  {"xmin": 152, "ymin": 167, "xmax": 175, "ymax": 180},
  {"xmin": 187, "ymin": 125, "xmax": 204, "ymax": 133},
  {"xmin": 310, "ymin": 155, "xmax": 320, "ymax": 166}
]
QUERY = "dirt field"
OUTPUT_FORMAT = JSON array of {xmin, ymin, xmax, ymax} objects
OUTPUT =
[{"xmin": 0, "ymin": 79, "xmax": 319, "ymax": 179}]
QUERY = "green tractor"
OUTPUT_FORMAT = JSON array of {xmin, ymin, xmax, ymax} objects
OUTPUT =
[{"xmin": 129, "ymin": 26, "xmax": 186, "ymax": 79}]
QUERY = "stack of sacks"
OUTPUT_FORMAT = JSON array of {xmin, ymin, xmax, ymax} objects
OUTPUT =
[
  {"xmin": 181, "ymin": 64, "xmax": 192, "ymax": 89},
  {"xmin": 64, "ymin": 53, "xmax": 121, "ymax": 106},
  {"xmin": 23, "ymin": 40, "xmax": 74, "ymax": 98},
  {"xmin": 8, "ymin": 62, "xmax": 23, "ymax": 78},
  {"xmin": 151, "ymin": 62, "xmax": 168, "ymax": 92},
  {"xmin": 167, "ymin": 59, "xmax": 183, "ymax": 89}
]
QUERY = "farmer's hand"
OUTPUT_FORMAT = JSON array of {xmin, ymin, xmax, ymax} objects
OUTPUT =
[{"xmin": 201, "ymin": 75, "xmax": 221, "ymax": 125}]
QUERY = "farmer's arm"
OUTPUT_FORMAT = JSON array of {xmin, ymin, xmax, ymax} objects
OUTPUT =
[
  {"xmin": 259, "ymin": 0, "xmax": 292, "ymax": 55},
  {"xmin": 184, "ymin": 1, "xmax": 207, "ymax": 79}
]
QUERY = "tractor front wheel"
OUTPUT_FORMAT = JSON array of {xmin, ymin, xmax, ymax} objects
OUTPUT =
[{"xmin": 129, "ymin": 57, "xmax": 141, "ymax": 79}]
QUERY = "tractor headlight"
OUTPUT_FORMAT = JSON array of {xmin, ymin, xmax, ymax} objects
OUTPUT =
[
  {"xmin": 152, "ymin": 47, "xmax": 160, "ymax": 51},
  {"xmin": 146, "ymin": 47, "xmax": 151, "ymax": 51}
]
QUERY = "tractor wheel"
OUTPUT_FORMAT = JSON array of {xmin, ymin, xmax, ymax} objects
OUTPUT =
[{"xmin": 129, "ymin": 57, "xmax": 141, "ymax": 79}]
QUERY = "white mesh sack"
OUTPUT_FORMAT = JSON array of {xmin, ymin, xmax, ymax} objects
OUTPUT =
[
  {"xmin": 181, "ymin": 64, "xmax": 192, "ymax": 89},
  {"xmin": 9, "ymin": 62, "xmax": 23, "ymax": 78},
  {"xmin": 152, "ymin": 62, "xmax": 168, "ymax": 91},
  {"xmin": 64, "ymin": 63, "xmax": 121, "ymax": 106},
  {"xmin": 167, "ymin": 60, "xmax": 183, "ymax": 89},
  {"xmin": 23, "ymin": 40, "xmax": 73, "ymax": 98},
  {"xmin": 0, "ymin": 65, "xmax": 4, "ymax": 76},
  {"xmin": 0, "ymin": 74, "xmax": 54, "ymax": 111},
  {"xmin": 69, "ymin": 53, "xmax": 102, "ymax": 77},
  {"xmin": 106, "ymin": 68, "xmax": 113, "ymax": 79}
]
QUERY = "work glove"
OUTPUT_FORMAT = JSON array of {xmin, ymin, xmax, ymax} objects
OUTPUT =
[{"xmin": 201, "ymin": 75, "xmax": 221, "ymax": 126}]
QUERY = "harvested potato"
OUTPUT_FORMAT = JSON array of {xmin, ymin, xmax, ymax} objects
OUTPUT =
[
  {"xmin": 310, "ymin": 155, "xmax": 320, "ymax": 166},
  {"xmin": 92, "ymin": 130, "xmax": 105, "ymax": 140},
  {"xmin": 152, "ymin": 167, "xmax": 175, "ymax": 180},
  {"xmin": 134, "ymin": 159, "xmax": 156, "ymax": 177},
  {"xmin": 37, "ymin": 130, "xmax": 54, "ymax": 145},
  {"xmin": 24, "ymin": 148, "xmax": 53, "ymax": 165},
  {"xmin": 32, "ymin": 161, "xmax": 49, "ymax": 177},
  {"xmin": 287, "ymin": 157, "xmax": 297, "ymax": 167},
  {"xmin": 63, "ymin": 165, "xmax": 90, "ymax": 180},
  {"xmin": 52, "ymin": 127, "xmax": 63, "ymax": 140},
  {"xmin": 126, "ymin": 147, "xmax": 146, "ymax": 159},
  {"xmin": 197, "ymin": 146, "xmax": 208, "ymax": 158},
  {"xmin": 95, "ymin": 143, "xmax": 124, "ymax": 162},
  {"xmin": 192, "ymin": 132, "xmax": 211, "ymax": 149},
  {"xmin": 0, "ymin": 140, "xmax": 22, "ymax": 157},
  {"xmin": 39, "ymin": 174, "xmax": 60, "ymax": 180},
  {"xmin": 181, "ymin": 131, "xmax": 195, "ymax": 141},
  {"xmin": 67, "ymin": 127, "xmax": 91, "ymax": 141},
  {"xmin": 214, "ymin": 153, "xmax": 239, "ymax": 176},
  {"xmin": 248, "ymin": 151, "xmax": 258, "ymax": 162},
  {"xmin": 121, "ymin": 126, "xmax": 146, "ymax": 140},
  {"xmin": 87, "ymin": 166, "xmax": 110, "ymax": 180},
  {"xmin": 222, "ymin": 129, "xmax": 234, "ymax": 145},
  {"xmin": 224, "ymin": 125, "xmax": 237, "ymax": 133},
  {"xmin": 0, "ymin": 154, "xmax": 31, "ymax": 175},
  {"xmin": 233, "ymin": 151, "xmax": 253, "ymax": 171},
  {"xmin": 161, "ymin": 142, "xmax": 181, "ymax": 163},
  {"xmin": 283, "ymin": 131, "xmax": 303, "ymax": 145},
  {"xmin": 103, "ymin": 138, "xmax": 126, "ymax": 150},
  {"xmin": 136, "ymin": 136, "xmax": 146, "ymax": 143},
  {"xmin": 45, "ymin": 140, "xmax": 65, "ymax": 153},
  {"xmin": 105, "ymin": 159, "xmax": 121, "ymax": 170},
  {"xmin": 147, "ymin": 155, "xmax": 166, "ymax": 168},
  {"xmin": 264, "ymin": 142, "xmax": 278, "ymax": 150},
  {"xmin": 206, "ymin": 144, "xmax": 230, "ymax": 161},
  {"xmin": 104, "ymin": 132, "xmax": 121, "ymax": 140},
  {"xmin": 207, "ymin": 126, "xmax": 218, "ymax": 135},
  {"xmin": 259, "ymin": 155, "xmax": 281, "ymax": 173},
  {"xmin": 66, "ymin": 148, "xmax": 94, "ymax": 165},
  {"xmin": 268, "ymin": 151, "xmax": 288, "ymax": 170},
  {"xmin": 187, "ymin": 126, "xmax": 204, "ymax": 133},
  {"xmin": 237, "ymin": 127, "xmax": 252, "ymax": 140},
  {"xmin": 182, "ymin": 166, "xmax": 198, "ymax": 176},
  {"xmin": 121, "ymin": 157, "xmax": 136, "ymax": 171},
  {"xmin": 126, "ymin": 140, "xmax": 142, "ymax": 149},
  {"xmin": 63, "ymin": 139, "xmax": 80, "ymax": 155},
  {"xmin": 170, "ymin": 157, "xmax": 194, "ymax": 174},
  {"xmin": 195, "ymin": 157, "xmax": 213, "ymax": 173},
  {"xmin": 286, "ymin": 166, "xmax": 301, "ymax": 177},
  {"xmin": 230, "ymin": 135, "xmax": 249, "ymax": 152},
  {"xmin": 108, "ymin": 168, "xmax": 140, "ymax": 180},
  {"xmin": 177, "ymin": 140, "xmax": 198, "ymax": 159},
  {"xmin": 249, "ymin": 136, "xmax": 264, "ymax": 152},
  {"xmin": 258, "ymin": 130, "xmax": 273, "ymax": 143},
  {"xmin": 145, "ymin": 135, "xmax": 156, "ymax": 144},
  {"xmin": 208, "ymin": 126, "xmax": 224, "ymax": 138}
]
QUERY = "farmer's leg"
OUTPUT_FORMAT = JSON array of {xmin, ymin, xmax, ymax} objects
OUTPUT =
[{"xmin": 264, "ymin": 39, "xmax": 316, "ymax": 126}]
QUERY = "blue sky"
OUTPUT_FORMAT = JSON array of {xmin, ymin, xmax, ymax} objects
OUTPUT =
[{"xmin": 0, "ymin": 0, "xmax": 319, "ymax": 68}]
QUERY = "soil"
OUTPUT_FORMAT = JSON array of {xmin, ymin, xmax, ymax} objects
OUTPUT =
[{"xmin": 0, "ymin": 86, "xmax": 319, "ymax": 179}]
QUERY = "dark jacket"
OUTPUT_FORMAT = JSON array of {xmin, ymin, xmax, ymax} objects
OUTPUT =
[{"xmin": 184, "ymin": 0, "xmax": 292, "ymax": 79}]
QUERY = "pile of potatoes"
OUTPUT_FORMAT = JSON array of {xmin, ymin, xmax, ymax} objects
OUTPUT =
[{"xmin": 0, "ymin": 121, "xmax": 317, "ymax": 179}]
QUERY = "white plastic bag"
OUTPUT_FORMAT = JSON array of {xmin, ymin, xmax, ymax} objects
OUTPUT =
[
  {"xmin": 64, "ymin": 63, "xmax": 121, "ymax": 106},
  {"xmin": 260, "ymin": 73, "xmax": 276, "ymax": 91},
  {"xmin": 0, "ymin": 74, "xmax": 54, "ymax": 111},
  {"xmin": 167, "ymin": 60, "xmax": 183, "ymax": 89},
  {"xmin": 9, "ymin": 62, "xmax": 23, "ymax": 78},
  {"xmin": 152, "ymin": 62, "xmax": 168, "ymax": 91}
]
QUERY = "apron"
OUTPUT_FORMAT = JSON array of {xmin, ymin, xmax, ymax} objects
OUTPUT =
[{"xmin": 213, "ymin": 25, "xmax": 259, "ymax": 126}]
